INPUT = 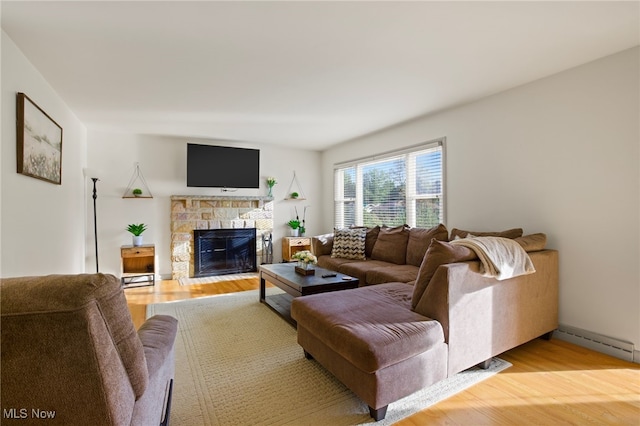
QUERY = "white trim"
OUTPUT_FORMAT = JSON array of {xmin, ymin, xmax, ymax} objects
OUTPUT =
[
  {"xmin": 554, "ymin": 324, "xmax": 635, "ymax": 363},
  {"xmin": 333, "ymin": 138, "xmax": 444, "ymax": 169}
]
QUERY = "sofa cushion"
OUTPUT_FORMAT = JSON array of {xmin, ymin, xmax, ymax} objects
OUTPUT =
[
  {"xmin": 317, "ymin": 255, "xmax": 360, "ymax": 271},
  {"xmin": 411, "ymin": 240, "xmax": 477, "ymax": 309},
  {"xmin": 351, "ymin": 225, "xmax": 381, "ymax": 258},
  {"xmin": 450, "ymin": 227, "xmax": 523, "ymax": 240},
  {"xmin": 366, "ymin": 264, "xmax": 420, "ymax": 285},
  {"xmin": 331, "ymin": 228, "xmax": 367, "ymax": 260},
  {"xmin": 515, "ymin": 233, "xmax": 547, "ymax": 252},
  {"xmin": 291, "ymin": 283, "xmax": 444, "ymax": 373},
  {"xmin": 337, "ymin": 260, "xmax": 395, "ymax": 286},
  {"xmin": 371, "ymin": 225, "xmax": 410, "ymax": 265},
  {"xmin": 406, "ymin": 224, "xmax": 449, "ymax": 266}
]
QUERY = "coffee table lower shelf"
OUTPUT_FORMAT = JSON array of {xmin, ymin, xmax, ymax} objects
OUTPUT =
[{"xmin": 263, "ymin": 292, "xmax": 295, "ymax": 323}]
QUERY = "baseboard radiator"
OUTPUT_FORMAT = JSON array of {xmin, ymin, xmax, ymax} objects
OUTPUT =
[{"xmin": 554, "ymin": 324, "xmax": 636, "ymax": 363}]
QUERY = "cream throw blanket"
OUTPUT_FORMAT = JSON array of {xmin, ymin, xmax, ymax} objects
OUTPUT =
[{"xmin": 450, "ymin": 236, "xmax": 535, "ymax": 280}]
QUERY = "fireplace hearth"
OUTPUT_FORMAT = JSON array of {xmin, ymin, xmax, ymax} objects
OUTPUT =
[{"xmin": 194, "ymin": 228, "xmax": 257, "ymax": 277}]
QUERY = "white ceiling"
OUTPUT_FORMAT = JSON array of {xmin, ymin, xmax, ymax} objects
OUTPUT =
[{"xmin": 2, "ymin": 1, "xmax": 638, "ymax": 150}]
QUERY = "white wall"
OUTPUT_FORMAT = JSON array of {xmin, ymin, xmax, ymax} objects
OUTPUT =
[
  {"xmin": 86, "ymin": 131, "xmax": 321, "ymax": 277},
  {"xmin": 1, "ymin": 31, "xmax": 87, "ymax": 277},
  {"xmin": 321, "ymin": 48, "xmax": 640, "ymax": 348}
]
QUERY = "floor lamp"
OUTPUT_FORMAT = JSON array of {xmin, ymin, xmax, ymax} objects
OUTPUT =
[{"xmin": 91, "ymin": 177, "xmax": 99, "ymax": 273}]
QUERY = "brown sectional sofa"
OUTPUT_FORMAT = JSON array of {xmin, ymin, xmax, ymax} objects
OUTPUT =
[
  {"xmin": 292, "ymin": 225, "xmax": 558, "ymax": 420},
  {"xmin": 312, "ymin": 224, "xmax": 450, "ymax": 286},
  {"xmin": 312, "ymin": 224, "xmax": 523, "ymax": 286}
]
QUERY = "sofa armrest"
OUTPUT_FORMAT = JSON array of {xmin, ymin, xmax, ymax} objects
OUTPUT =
[
  {"xmin": 312, "ymin": 233, "xmax": 334, "ymax": 256},
  {"xmin": 138, "ymin": 315, "xmax": 178, "ymax": 377},
  {"xmin": 415, "ymin": 250, "xmax": 558, "ymax": 375}
]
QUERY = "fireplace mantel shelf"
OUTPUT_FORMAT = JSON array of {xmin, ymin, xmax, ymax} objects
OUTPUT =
[{"xmin": 171, "ymin": 195, "xmax": 274, "ymax": 202}]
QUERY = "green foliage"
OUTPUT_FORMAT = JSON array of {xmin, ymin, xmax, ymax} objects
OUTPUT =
[
  {"xmin": 290, "ymin": 192, "xmax": 299, "ymax": 199},
  {"xmin": 126, "ymin": 223, "xmax": 147, "ymax": 236},
  {"xmin": 415, "ymin": 198, "xmax": 441, "ymax": 228},
  {"xmin": 132, "ymin": 188, "xmax": 143, "ymax": 195},
  {"xmin": 287, "ymin": 219, "xmax": 300, "ymax": 229},
  {"xmin": 363, "ymin": 210, "xmax": 406, "ymax": 228}
]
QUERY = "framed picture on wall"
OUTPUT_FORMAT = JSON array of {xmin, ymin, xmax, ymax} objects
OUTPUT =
[{"xmin": 16, "ymin": 92, "xmax": 63, "ymax": 185}]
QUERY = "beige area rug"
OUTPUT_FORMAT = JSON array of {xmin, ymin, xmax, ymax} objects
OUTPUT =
[
  {"xmin": 147, "ymin": 289, "xmax": 511, "ymax": 425},
  {"xmin": 178, "ymin": 272, "xmax": 259, "ymax": 286}
]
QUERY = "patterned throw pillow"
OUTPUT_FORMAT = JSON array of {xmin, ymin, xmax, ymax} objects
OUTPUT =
[{"xmin": 331, "ymin": 228, "xmax": 367, "ymax": 260}]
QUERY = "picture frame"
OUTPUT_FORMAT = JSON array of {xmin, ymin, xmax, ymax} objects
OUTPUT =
[{"xmin": 16, "ymin": 92, "xmax": 63, "ymax": 185}]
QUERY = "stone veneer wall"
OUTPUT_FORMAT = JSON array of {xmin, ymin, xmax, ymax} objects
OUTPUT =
[{"xmin": 170, "ymin": 195, "xmax": 274, "ymax": 279}]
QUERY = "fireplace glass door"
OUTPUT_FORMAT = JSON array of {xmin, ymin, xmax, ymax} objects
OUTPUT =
[{"xmin": 194, "ymin": 228, "xmax": 257, "ymax": 277}]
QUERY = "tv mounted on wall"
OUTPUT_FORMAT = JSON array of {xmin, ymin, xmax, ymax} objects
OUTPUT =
[{"xmin": 187, "ymin": 143, "xmax": 260, "ymax": 189}]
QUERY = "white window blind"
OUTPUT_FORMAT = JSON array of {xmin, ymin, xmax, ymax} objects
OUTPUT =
[{"xmin": 334, "ymin": 139, "xmax": 444, "ymax": 229}]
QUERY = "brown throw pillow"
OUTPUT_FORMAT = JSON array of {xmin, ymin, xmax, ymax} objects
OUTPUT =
[
  {"xmin": 351, "ymin": 225, "xmax": 381, "ymax": 258},
  {"xmin": 411, "ymin": 239, "xmax": 477, "ymax": 309},
  {"xmin": 514, "ymin": 233, "xmax": 547, "ymax": 252},
  {"xmin": 450, "ymin": 227, "xmax": 523, "ymax": 240},
  {"xmin": 405, "ymin": 224, "xmax": 449, "ymax": 267},
  {"xmin": 312, "ymin": 233, "xmax": 334, "ymax": 256},
  {"xmin": 370, "ymin": 225, "xmax": 410, "ymax": 265}
]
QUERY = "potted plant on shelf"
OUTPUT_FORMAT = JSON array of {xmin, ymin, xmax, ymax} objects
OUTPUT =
[
  {"xmin": 287, "ymin": 219, "xmax": 300, "ymax": 237},
  {"xmin": 132, "ymin": 188, "xmax": 143, "ymax": 197},
  {"xmin": 126, "ymin": 223, "xmax": 147, "ymax": 246}
]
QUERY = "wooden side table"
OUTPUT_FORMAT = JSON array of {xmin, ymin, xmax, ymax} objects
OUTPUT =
[
  {"xmin": 120, "ymin": 244, "xmax": 156, "ymax": 287},
  {"xmin": 282, "ymin": 237, "xmax": 311, "ymax": 262}
]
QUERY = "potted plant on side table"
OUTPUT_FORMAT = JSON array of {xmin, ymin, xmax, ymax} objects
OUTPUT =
[
  {"xmin": 287, "ymin": 219, "xmax": 300, "ymax": 237},
  {"xmin": 126, "ymin": 223, "xmax": 147, "ymax": 246}
]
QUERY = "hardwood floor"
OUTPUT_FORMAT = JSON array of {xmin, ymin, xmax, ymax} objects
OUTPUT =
[
  {"xmin": 125, "ymin": 279, "xmax": 640, "ymax": 425},
  {"xmin": 124, "ymin": 277, "xmax": 262, "ymax": 329}
]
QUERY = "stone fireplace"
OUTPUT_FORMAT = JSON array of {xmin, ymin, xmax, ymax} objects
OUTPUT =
[{"xmin": 170, "ymin": 195, "xmax": 273, "ymax": 279}]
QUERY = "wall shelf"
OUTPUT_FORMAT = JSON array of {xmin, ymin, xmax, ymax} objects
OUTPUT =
[
  {"xmin": 123, "ymin": 163, "xmax": 154, "ymax": 199},
  {"xmin": 284, "ymin": 171, "xmax": 306, "ymax": 200}
]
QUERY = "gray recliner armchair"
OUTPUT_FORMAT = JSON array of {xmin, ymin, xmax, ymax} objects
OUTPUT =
[{"xmin": 1, "ymin": 273, "xmax": 178, "ymax": 425}]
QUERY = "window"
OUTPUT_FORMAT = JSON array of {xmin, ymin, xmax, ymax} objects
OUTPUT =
[{"xmin": 334, "ymin": 139, "xmax": 444, "ymax": 229}]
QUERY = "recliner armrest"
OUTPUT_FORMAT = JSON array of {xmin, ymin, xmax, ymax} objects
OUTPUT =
[{"xmin": 138, "ymin": 315, "xmax": 178, "ymax": 377}]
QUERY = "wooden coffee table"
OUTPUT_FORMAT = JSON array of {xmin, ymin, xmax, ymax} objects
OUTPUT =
[{"xmin": 259, "ymin": 263, "xmax": 358, "ymax": 326}]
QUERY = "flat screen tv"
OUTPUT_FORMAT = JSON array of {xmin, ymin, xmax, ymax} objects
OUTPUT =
[{"xmin": 187, "ymin": 144, "xmax": 260, "ymax": 188}]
